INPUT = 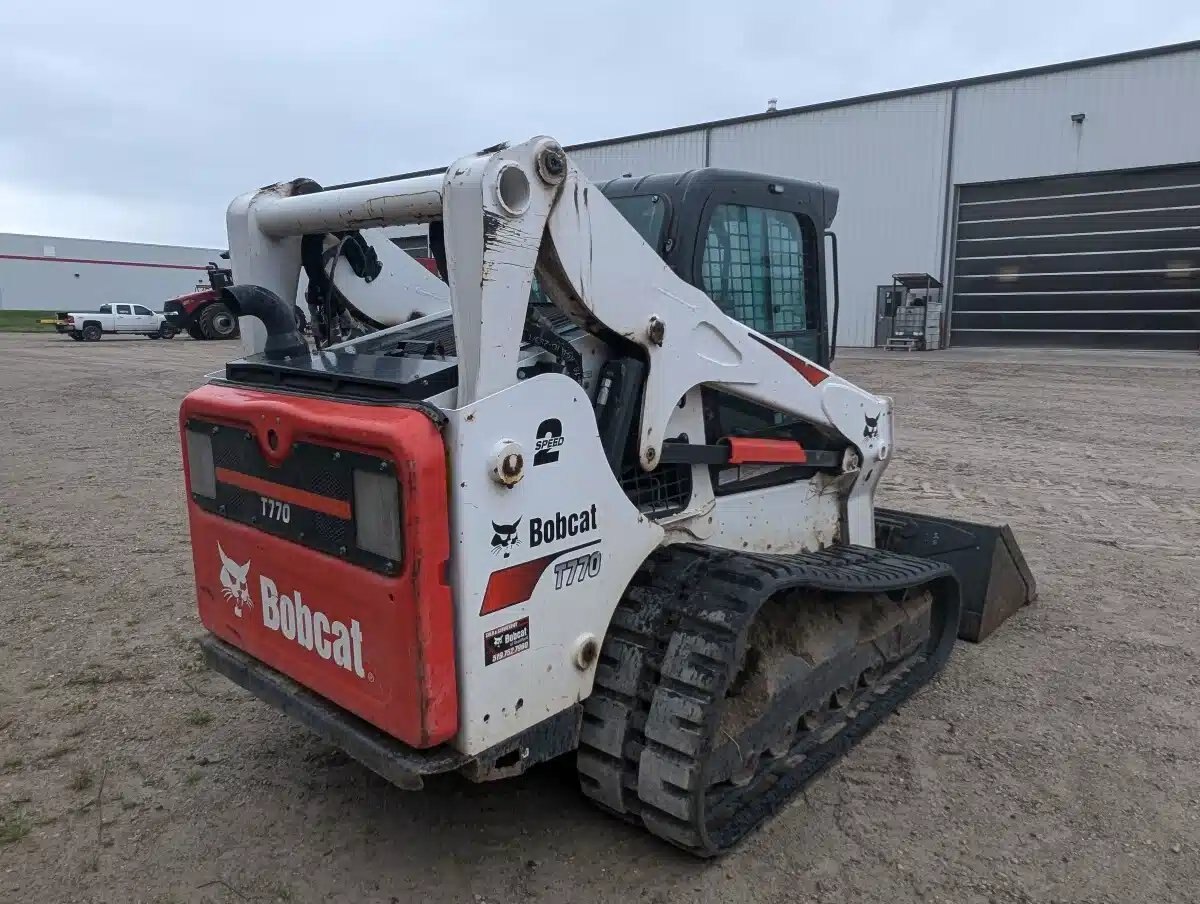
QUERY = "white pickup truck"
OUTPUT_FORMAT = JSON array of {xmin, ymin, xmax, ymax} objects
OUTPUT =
[{"xmin": 55, "ymin": 303, "xmax": 177, "ymax": 341}]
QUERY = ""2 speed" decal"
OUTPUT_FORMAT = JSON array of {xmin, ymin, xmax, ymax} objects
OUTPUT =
[{"xmin": 533, "ymin": 418, "xmax": 564, "ymax": 466}]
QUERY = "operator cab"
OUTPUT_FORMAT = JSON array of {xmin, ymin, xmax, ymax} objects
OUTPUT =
[{"xmin": 597, "ymin": 169, "xmax": 839, "ymax": 369}]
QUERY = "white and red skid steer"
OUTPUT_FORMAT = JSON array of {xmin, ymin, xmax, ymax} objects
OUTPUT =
[{"xmin": 180, "ymin": 137, "xmax": 1035, "ymax": 856}]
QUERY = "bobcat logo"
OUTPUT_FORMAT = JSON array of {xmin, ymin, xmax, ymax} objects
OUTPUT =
[
  {"xmin": 218, "ymin": 543, "xmax": 252, "ymax": 618},
  {"xmin": 491, "ymin": 519, "xmax": 521, "ymax": 558},
  {"xmin": 863, "ymin": 413, "xmax": 881, "ymax": 440}
]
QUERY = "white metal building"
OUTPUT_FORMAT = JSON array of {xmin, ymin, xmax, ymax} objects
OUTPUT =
[
  {"xmin": 0, "ymin": 233, "xmax": 224, "ymax": 312},
  {"xmin": 562, "ymin": 41, "xmax": 1200, "ymax": 350}
]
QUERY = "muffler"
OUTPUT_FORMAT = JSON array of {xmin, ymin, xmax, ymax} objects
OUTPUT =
[{"xmin": 875, "ymin": 508, "xmax": 1037, "ymax": 642}]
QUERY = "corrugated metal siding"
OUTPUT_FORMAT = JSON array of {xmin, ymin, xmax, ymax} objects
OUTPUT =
[
  {"xmin": 708, "ymin": 92, "xmax": 953, "ymax": 347},
  {"xmin": 952, "ymin": 48, "xmax": 1200, "ymax": 185},
  {"xmin": 0, "ymin": 233, "xmax": 222, "ymax": 311},
  {"xmin": 569, "ymin": 133, "xmax": 707, "ymax": 182}
]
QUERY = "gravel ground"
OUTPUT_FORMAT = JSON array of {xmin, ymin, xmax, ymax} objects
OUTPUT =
[{"xmin": 1, "ymin": 333, "xmax": 1197, "ymax": 904}]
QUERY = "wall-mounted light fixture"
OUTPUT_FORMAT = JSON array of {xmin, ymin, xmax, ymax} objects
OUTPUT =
[{"xmin": 1070, "ymin": 112, "xmax": 1086, "ymax": 124}]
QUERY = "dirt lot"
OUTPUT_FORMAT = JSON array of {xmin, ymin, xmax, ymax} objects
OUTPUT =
[{"xmin": 1, "ymin": 333, "xmax": 1197, "ymax": 904}]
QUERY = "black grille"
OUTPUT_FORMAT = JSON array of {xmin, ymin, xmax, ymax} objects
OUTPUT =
[
  {"xmin": 208, "ymin": 429, "xmax": 355, "ymax": 500},
  {"xmin": 620, "ymin": 461, "xmax": 692, "ymax": 518},
  {"xmin": 188, "ymin": 419, "xmax": 398, "ymax": 574},
  {"xmin": 308, "ymin": 466, "xmax": 350, "ymax": 501},
  {"xmin": 310, "ymin": 511, "xmax": 352, "ymax": 551},
  {"xmin": 383, "ymin": 318, "xmax": 457, "ymax": 358},
  {"xmin": 376, "ymin": 307, "xmax": 580, "ymax": 360}
]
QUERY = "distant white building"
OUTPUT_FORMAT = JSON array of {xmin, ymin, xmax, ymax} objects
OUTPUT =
[
  {"xmin": 560, "ymin": 40, "xmax": 1200, "ymax": 350},
  {"xmin": 9, "ymin": 39, "xmax": 1199, "ymax": 351},
  {"xmin": 0, "ymin": 233, "xmax": 224, "ymax": 312}
]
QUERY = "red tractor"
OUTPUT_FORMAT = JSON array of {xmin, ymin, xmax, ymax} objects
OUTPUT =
[{"xmin": 164, "ymin": 263, "xmax": 240, "ymax": 340}]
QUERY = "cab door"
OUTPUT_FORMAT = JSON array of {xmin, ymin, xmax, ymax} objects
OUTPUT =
[
  {"xmin": 693, "ymin": 199, "xmax": 823, "ymax": 365},
  {"xmin": 113, "ymin": 304, "xmax": 135, "ymax": 332},
  {"xmin": 132, "ymin": 304, "xmax": 157, "ymax": 332}
]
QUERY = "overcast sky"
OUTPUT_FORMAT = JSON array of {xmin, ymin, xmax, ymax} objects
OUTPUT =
[{"xmin": 2, "ymin": 1, "xmax": 1197, "ymax": 248}]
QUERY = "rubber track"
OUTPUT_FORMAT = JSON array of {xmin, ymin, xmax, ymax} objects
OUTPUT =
[{"xmin": 577, "ymin": 543, "xmax": 960, "ymax": 857}]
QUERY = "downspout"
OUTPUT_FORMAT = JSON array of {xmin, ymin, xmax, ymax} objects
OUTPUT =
[{"xmin": 937, "ymin": 87, "xmax": 960, "ymax": 347}]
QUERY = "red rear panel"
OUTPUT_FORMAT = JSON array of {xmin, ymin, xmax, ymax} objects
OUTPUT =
[{"xmin": 180, "ymin": 384, "xmax": 456, "ymax": 748}]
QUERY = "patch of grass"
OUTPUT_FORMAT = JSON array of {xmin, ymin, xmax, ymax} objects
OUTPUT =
[
  {"xmin": 66, "ymin": 666, "xmax": 152, "ymax": 689},
  {"xmin": 27, "ymin": 680, "xmax": 49, "ymax": 691},
  {"xmin": 272, "ymin": 884, "xmax": 294, "ymax": 901},
  {"xmin": 184, "ymin": 769, "xmax": 203, "ymax": 786},
  {"xmin": 0, "ymin": 807, "xmax": 32, "ymax": 845},
  {"xmin": 82, "ymin": 854, "xmax": 99, "ymax": 873},
  {"xmin": 181, "ymin": 647, "xmax": 208, "ymax": 675},
  {"xmin": 68, "ymin": 765, "xmax": 95, "ymax": 792},
  {"xmin": 0, "ymin": 310, "xmax": 57, "ymax": 332},
  {"xmin": 185, "ymin": 709, "xmax": 213, "ymax": 727},
  {"xmin": 44, "ymin": 743, "xmax": 79, "ymax": 760},
  {"xmin": 3, "ymin": 757, "xmax": 22, "ymax": 769}
]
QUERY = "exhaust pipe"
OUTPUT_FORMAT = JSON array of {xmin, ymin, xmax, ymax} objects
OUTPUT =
[{"xmin": 221, "ymin": 285, "xmax": 306, "ymax": 360}]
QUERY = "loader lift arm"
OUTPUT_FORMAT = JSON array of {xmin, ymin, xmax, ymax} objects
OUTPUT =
[{"xmin": 227, "ymin": 137, "xmax": 891, "ymax": 548}]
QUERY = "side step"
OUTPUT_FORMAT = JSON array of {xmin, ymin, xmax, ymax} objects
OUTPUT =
[{"xmin": 876, "ymin": 507, "xmax": 1037, "ymax": 642}]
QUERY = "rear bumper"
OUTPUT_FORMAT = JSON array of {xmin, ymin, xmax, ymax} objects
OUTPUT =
[
  {"xmin": 199, "ymin": 633, "xmax": 467, "ymax": 789},
  {"xmin": 200, "ymin": 633, "xmax": 583, "ymax": 787}
]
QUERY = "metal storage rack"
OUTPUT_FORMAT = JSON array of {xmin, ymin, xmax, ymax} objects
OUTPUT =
[{"xmin": 883, "ymin": 273, "xmax": 942, "ymax": 351}]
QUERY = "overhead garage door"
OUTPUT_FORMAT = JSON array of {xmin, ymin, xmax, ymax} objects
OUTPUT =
[{"xmin": 950, "ymin": 164, "xmax": 1200, "ymax": 350}]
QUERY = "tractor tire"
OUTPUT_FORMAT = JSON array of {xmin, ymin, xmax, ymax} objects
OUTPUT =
[
  {"xmin": 82, "ymin": 323, "xmax": 103, "ymax": 342},
  {"xmin": 69, "ymin": 331, "xmax": 83, "ymax": 342},
  {"xmin": 187, "ymin": 324, "xmax": 206, "ymax": 341},
  {"xmin": 198, "ymin": 302, "xmax": 239, "ymax": 340}
]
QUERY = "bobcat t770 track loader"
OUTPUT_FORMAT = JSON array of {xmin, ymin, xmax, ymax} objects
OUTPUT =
[{"xmin": 180, "ymin": 137, "xmax": 1035, "ymax": 856}]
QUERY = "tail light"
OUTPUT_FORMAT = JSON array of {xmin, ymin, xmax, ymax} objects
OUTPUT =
[
  {"xmin": 184, "ymin": 427, "xmax": 216, "ymax": 498},
  {"xmin": 352, "ymin": 468, "xmax": 402, "ymax": 561}
]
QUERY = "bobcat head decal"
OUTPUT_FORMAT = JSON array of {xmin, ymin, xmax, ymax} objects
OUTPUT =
[
  {"xmin": 491, "ymin": 518, "xmax": 522, "ymax": 558},
  {"xmin": 863, "ymin": 413, "xmax": 881, "ymax": 440},
  {"xmin": 218, "ymin": 543, "xmax": 252, "ymax": 618}
]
